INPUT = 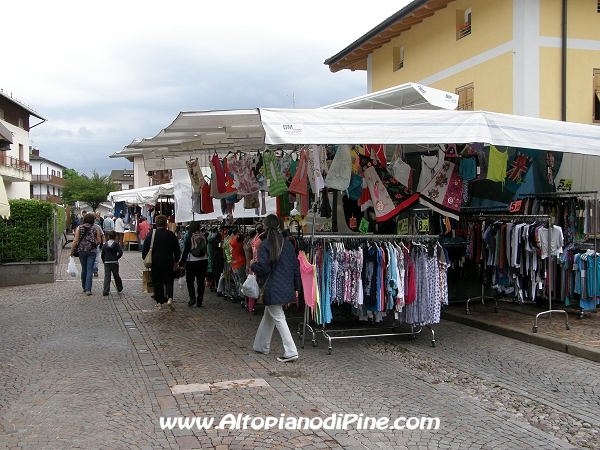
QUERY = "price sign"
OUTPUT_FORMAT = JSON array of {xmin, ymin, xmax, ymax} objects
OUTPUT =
[
  {"xmin": 397, "ymin": 218, "xmax": 409, "ymax": 235},
  {"xmin": 417, "ymin": 218, "xmax": 429, "ymax": 233},
  {"xmin": 557, "ymin": 179, "xmax": 573, "ymax": 191},
  {"xmin": 349, "ymin": 216, "xmax": 357, "ymax": 229},
  {"xmin": 359, "ymin": 218, "xmax": 370, "ymax": 234},
  {"xmin": 509, "ymin": 200, "xmax": 522, "ymax": 213}
]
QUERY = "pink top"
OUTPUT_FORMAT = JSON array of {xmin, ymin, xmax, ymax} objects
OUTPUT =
[{"xmin": 298, "ymin": 251, "xmax": 317, "ymax": 318}]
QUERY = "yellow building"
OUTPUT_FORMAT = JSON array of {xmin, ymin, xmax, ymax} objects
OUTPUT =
[{"xmin": 325, "ymin": 0, "xmax": 600, "ymax": 190}]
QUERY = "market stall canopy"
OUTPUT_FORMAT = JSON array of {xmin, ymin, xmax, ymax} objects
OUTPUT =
[
  {"xmin": 320, "ymin": 82, "xmax": 458, "ymax": 110},
  {"xmin": 107, "ymin": 183, "xmax": 174, "ymax": 205},
  {"xmin": 113, "ymin": 108, "xmax": 600, "ymax": 171}
]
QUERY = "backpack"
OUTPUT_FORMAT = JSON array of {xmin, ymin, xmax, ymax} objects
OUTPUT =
[{"xmin": 190, "ymin": 232, "xmax": 207, "ymax": 257}]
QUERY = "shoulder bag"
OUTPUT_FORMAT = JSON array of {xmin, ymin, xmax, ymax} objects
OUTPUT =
[{"xmin": 143, "ymin": 231, "xmax": 155, "ymax": 269}]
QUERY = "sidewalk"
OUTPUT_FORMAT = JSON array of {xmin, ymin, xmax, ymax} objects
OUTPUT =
[{"xmin": 441, "ymin": 294, "xmax": 600, "ymax": 363}]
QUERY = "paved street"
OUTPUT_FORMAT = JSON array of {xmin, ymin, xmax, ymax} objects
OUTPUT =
[{"xmin": 1, "ymin": 248, "xmax": 598, "ymax": 449}]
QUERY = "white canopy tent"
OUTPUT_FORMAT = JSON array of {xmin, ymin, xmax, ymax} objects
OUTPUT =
[
  {"xmin": 320, "ymin": 82, "xmax": 459, "ymax": 110},
  {"xmin": 107, "ymin": 183, "xmax": 174, "ymax": 205},
  {"xmin": 112, "ymin": 108, "xmax": 600, "ymax": 173}
]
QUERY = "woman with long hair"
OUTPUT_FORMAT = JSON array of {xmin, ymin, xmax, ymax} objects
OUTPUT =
[{"xmin": 250, "ymin": 214, "xmax": 300, "ymax": 362}]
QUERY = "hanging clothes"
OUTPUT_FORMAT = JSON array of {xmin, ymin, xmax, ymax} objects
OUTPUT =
[
  {"xmin": 229, "ymin": 157, "xmax": 260, "ymax": 195},
  {"xmin": 418, "ymin": 161, "xmax": 464, "ymax": 220},
  {"xmin": 416, "ymin": 147, "xmax": 445, "ymax": 192},
  {"xmin": 201, "ymin": 180, "xmax": 214, "ymax": 214},
  {"xmin": 486, "ymin": 145, "xmax": 509, "ymax": 186},
  {"xmin": 186, "ymin": 158, "xmax": 203, "ymax": 192},
  {"xmin": 325, "ymin": 145, "xmax": 352, "ymax": 191},
  {"xmin": 262, "ymin": 149, "xmax": 288, "ymax": 197},
  {"xmin": 358, "ymin": 154, "xmax": 419, "ymax": 222},
  {"xmin": 289, "ymin": 148, "xmax": 309, "ymax": 197}
]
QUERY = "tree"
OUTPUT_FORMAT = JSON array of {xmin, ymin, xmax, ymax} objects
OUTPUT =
[{"xmin": 62, "ymin": 171, "xmax": 117, "ymax": 211}]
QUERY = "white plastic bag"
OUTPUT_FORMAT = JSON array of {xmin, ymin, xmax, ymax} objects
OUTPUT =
[
  {"xmin": 67, "ymin": 256, "xmax": 79, "ymax": 278},
  {"xmin": 240, "ymin": 274, "xmax": 259, "ymax": 298},
  {"xmin": 178, "ymin": 277, "xmax": 185, "ymax": 289}
]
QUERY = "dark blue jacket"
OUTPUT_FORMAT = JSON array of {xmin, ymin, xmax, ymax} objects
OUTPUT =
[
  {"xmin": 250, "ymin": 234, "xmax": 300, "ymax": 306},
  {"xmin": 142, "ymin": 228, "xmax": 181, "ymax": 268},
  {"xmin": 101, "ymin": 240, "xmax": 123, "ymax": 263}
]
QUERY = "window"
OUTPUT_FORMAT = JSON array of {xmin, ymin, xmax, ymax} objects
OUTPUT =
[
  {"xmin": 0, "ymin": 109, "xmax": 4, "ymax": 120},
  {"xmin": 594, "ymin": 69, "xmax": 600, "ymax": 123},
  {"xmin": 456, "ymin": 83, "xmax": 474, "ymax": 111},
  {"xmin": 18, "ymin": 118, "xmax": 23, "ymax": 128},
  {"xmin": 457, "ymin": 7, "xmax": 471, "ymax": 40},
  {"xmin": 19, "ymin": 144, "xmax": 24, "ymax": 161},
  {"xmin": 597, "ymin": 1, "xmax": 600, "ymax": 13},
  {"xmin": 52, "ymin": 170, "xmax": 56, "ymax": 176},
  {"xmin": 393, "ymin": 46, "xmax": 404, "ymax": 71}
]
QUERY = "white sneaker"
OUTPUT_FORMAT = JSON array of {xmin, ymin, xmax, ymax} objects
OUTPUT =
[
  {"xmin": 154, "ymin": 303, "xmax": 162, "ymax": 310},
  {"xmin": 167, "ymin": 298, "xmax": 175, "ymax": 311}
]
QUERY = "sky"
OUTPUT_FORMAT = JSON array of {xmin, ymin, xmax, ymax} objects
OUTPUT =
[{"xmin": 2, "ymin": 0, "xmax": 412, "ymax": 177}]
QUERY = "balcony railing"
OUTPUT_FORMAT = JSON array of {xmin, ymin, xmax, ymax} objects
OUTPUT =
[
  {"xmin": 0, "ymin": 153, "xmax": 31, "ymax": 172},
  {"xmin": 31, "ymin": 174, "xmax": 65, "ymax": 187},
  {"xmin": 31, "ymin": 194, "xmax": 62, "ymax": 204},
  {"xmin": 458, "ymin": 24, "xmax": 471, "ymax": 39}
]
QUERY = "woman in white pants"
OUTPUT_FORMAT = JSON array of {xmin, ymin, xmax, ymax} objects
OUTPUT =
[{"xmin": 250, "ymin": 214, "xmax": 300, "ymax": 362}]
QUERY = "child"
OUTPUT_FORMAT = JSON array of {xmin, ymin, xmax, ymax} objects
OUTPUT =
[{"xmin": 101, "ymin": 230, "xmax": 124, "ymax": 296}]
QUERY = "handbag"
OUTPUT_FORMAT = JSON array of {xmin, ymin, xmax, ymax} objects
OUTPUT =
[
  {"xmin": 143, "ymin": 231, "xmax": 155, "ymax": 269},
  {"xmin": 257, "ymin": 274, "xmax": 270, "ymax": 305}
]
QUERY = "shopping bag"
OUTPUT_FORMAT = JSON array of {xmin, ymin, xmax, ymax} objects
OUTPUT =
[
  {"xmin": 142, "ymin": 270, "xmax": 154, "ymax": 294},
  {"xmin": 240, "ymin": 274, "xmax": 259, "ymax": 298},
  {"xmin": 67, "ymin": 256, "xmax": 79, "ymax": 278}
]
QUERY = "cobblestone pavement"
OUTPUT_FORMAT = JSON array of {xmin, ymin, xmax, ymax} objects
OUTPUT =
[{"xmin": 1, "ymin": 248, "xmax": 598, "ymax": 449}]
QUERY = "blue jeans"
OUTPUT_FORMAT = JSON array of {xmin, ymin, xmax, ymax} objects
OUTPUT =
[
  {"xmin": 79, "ymin": 250, "xmax": 96, "ymax": 292},
  {"xmin": 93, "ymin": 245, "xmax": 100, "ymax": 273}
]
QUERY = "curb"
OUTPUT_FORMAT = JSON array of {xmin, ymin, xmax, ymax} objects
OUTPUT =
[{"xmin": 441, "ymin": 310, "xmax": 600, "ymax": 364}]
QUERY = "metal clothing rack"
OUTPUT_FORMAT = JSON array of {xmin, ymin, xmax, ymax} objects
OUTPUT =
[
  {"xmin": 298, "ymin": 233, "xmax": 440, "ymax": 354},
  {"xmin": 520, "ymin": 190, "xmax": 598, "ymax": 320},
  {"xmin": 469, "ymin": 213, "xmax": 569, "ymax": 333},
  {"xmin": 463, "ymin": 213, "xmax": 551, "ymax": 315}
]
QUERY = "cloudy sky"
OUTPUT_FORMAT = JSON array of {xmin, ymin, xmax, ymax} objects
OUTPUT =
[{"xmin": 2, "ymin": 0, "xmax": 411, "ymax": 176}]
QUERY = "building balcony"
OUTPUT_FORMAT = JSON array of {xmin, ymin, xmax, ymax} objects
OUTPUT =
[
  {"xmin": 31, "ymin": 194, "xmax": 62, "ymax": 204},
  {"xmin": 31, "ymin": 174, "xmax": 65, "ymax": 187},
  {"xmin": 0, "ymin": 154, "xmax": 32, "ymax": 182}
]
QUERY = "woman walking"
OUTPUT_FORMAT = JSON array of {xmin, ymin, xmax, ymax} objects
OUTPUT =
[
  {"xmin": 142, "ymin": 215, "xmax": 181, "ymax": 310},
  {"xmin": 70, "ymin": 213, "xmax": 103, "ymax": 296},
  {"xmin": 178, "ymin": 221, "xmax": 209, "ymax": 307},
  {"xmin": 250, "ymin": 214, "xmax": 300, "ymax": 362}
]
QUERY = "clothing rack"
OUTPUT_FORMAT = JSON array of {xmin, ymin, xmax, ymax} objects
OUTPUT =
[
  {"xmin": 298, "ymin": 233, "xmax": 440, "ymax": 354},
  {"xmin": 465, "ymin": 213, "xmax": 570, "ymax": 333},
  {"xmin": 464, "ymin": 213, "xmax": 550, "ymax": 315},
  {"xmin": 519, "ymin": 190, "xmax": 598, "ymax": 320}
]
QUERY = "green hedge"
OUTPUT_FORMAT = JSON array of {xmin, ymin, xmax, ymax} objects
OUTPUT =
[{"xmin": 0, "ymin": 199, "xmax": 54, "ymax": 262}]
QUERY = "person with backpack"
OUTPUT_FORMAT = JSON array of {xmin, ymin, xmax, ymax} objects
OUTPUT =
[
  {"xmin": 178, "ymin": 221, "xmax": 209, "ymax": 307},
  {"xmin": 101, "ymin": 230, "xmax": 124, "ymax": 296},
  {"xmin": 70, "ymin": 213, "xmax": 103, "ymax": 296}
]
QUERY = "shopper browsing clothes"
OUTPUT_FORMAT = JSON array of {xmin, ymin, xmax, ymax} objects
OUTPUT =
[
  {"xmin": 250, "ymin": 214, "xmax": 300, "ymax": 362},
  {"xmin": 142, "ymin": 215, "xmax": 181, "ymax": 310}
]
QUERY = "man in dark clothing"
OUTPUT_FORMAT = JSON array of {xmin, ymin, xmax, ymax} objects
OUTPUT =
[{"xmin": 142, "ymin": 215, "xmax": 181, "ymax": 310}]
